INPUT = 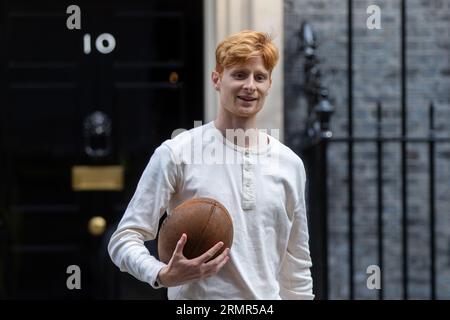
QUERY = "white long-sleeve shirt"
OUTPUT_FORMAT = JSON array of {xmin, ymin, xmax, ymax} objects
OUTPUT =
[{"xmin": 108, "ymin": 121, "xmax": 314, "ymax": 299}]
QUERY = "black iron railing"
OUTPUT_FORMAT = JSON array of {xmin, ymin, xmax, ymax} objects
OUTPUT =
[{"xmin": 298, "ymin": 0, "xmax": 450, "ymax": 300}]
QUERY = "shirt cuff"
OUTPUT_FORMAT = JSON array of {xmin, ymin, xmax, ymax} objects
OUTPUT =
[{"xmin": 141, "ymin": 258, "xmax": 167, "ymax": 289}]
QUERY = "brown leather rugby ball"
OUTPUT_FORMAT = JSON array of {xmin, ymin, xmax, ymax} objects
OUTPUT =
[{"xmin": 157, "ymin": 197, "xmax": 234, "ymax": 264}]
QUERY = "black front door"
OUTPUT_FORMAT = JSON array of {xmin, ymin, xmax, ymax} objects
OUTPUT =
[{"xmin": 0, "ymin": 0, "xmax": 203, "ymax": 299}]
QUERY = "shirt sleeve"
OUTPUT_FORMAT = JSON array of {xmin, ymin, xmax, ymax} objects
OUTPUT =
[
  {"xmin": 108, "ymin": 144, "xmax": 178, "ymax": 289},
  {"xmin": 279, "ymin": 163, "xmax": 315, "ymax": 300}
]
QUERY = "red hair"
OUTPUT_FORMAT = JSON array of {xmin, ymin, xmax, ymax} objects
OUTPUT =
[{"xmin": 215, "ymin": 30, "xmax": 279, "ymax": 74}]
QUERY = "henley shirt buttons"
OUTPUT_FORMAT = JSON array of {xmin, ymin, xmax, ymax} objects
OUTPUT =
[{"xmin": 242, "ymin": 150, "xmax": 256, "ymax": 210}]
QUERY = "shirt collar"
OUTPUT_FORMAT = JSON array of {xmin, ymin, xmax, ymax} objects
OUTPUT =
[{"xmin": 208, "ymin": 121, "xmax": 271, "ymax": 155}]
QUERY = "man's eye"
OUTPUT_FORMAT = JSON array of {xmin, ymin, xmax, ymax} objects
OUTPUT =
[
  {"xmin": 256, "ymin": 75, "xmax": 267, "ymax": 81},
  {"xmin": 234, "ymin": 73, "xmax": 245, "ymax": 79}
]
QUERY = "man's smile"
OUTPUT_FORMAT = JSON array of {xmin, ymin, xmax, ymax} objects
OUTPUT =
[{"xmin": 237, "ymin": 95, "xmax": 258, "ymax": 102}]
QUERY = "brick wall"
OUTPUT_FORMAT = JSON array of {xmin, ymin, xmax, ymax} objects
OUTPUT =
[{"xmin": 284, "ymin": 0, "xmax": 450, "ymax": 299}]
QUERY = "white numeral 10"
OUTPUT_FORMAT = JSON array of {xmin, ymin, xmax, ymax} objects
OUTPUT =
[{"xmin": 84, "ymin": 33, "xmax": 116, "ymax": 54}]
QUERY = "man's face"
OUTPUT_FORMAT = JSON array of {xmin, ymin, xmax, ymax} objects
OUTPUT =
[{"xmin": 212, "ymin": 56, "xmax": 272, "ymax": 119}]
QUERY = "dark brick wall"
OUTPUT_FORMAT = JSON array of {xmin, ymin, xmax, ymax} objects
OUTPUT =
[{"xmin": 284, "ymin": 0, "xmax": 450, "ymax": 299}]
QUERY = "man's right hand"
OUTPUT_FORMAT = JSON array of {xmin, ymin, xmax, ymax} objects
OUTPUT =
[{"xmin": 156, "ymin": 233, "xmax": 230, "ymax": 287}]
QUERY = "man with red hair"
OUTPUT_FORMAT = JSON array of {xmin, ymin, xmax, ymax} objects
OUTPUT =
[{"xmin": 108, "ymin": 30, "xmax": 314, "ymax": 300}]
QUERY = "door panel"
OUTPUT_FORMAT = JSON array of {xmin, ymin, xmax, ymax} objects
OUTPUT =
[{"xmin": 0, "ymin": 0, "xmax": 203, "ymax": 299}]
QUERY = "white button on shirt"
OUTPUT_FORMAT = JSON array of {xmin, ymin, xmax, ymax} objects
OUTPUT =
[
  {"xmin": 242, "ymin": 145, "xmax": 256, "ymax": 210},
  {"xmin": 108, "ymin": 121, "xmax": 314, "ymax": 300}
]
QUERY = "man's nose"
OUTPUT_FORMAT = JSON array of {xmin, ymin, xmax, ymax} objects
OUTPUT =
[{"xmin": 243, "ymin": 76, "xmax": 256, "ymax": 92}]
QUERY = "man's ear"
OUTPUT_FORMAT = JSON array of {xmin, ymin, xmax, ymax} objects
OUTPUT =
[{"xmin": 211, "ymin": 71, "xmax": 221, "ymax": 90}]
